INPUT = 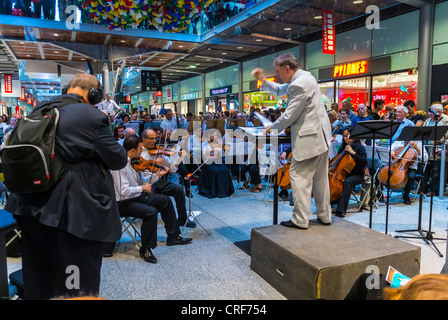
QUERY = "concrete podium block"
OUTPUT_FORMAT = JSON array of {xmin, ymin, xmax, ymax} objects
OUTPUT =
[{"xmin": 250, "ymin": 217, "xmax": 421, "ymax": 300}]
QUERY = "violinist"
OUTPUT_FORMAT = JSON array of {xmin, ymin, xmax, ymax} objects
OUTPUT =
[
  {"xmin": 110, "ymin": 135, "xmax": 192, "ymax": 263},
  {"xmin": 391, "ymin": 140, "xmax": 427, "ymax": 205},
  {"xmin": 141, "ymin": 129, "xmax": 196, "ymax": 228},
  {"xmin": 333, "ymin": 126, "xmax": 367, "ymax": 218}
]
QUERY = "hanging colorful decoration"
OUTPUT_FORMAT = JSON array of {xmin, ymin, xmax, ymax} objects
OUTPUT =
[
  {"xmin": 147, "ymin": 0, "xmax": 214, "ymax": 33},
  {"xmin": 81, "ymin": 0, "xmax": 151, "ymax": 30},
  {"xmin": 80, "ymin": 0, "xmax": 214, "ymax": 32}
]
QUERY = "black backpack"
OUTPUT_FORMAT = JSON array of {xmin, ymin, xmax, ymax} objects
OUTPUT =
[{"xmin": 1, "ymin": 99, "xmax": 72, "ymax": 193}]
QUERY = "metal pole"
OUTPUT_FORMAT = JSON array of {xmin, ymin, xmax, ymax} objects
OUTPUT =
[
  {"xmin": 102, "ymin": 62, "xmax": 110, "ymax": 96},
  {"xmin": 416, "ymin": 3, "xmax": 435, "ymax": 112},
  {"xmin": 238, "ymin": 62, "xmax": 243, "ymax": 112},
  {"xmin": 439, "ymin": 143, "xmax": 446, "ymax": 200}
]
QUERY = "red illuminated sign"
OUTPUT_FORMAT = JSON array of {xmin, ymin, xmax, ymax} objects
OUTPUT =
[
  {"xmin": 126, "ymin": 94, "xmax": 131, "ymax": 103},
  {"xmin": 156, "ymin": 91, "xmax": 162, "ymax": 97},
  {"xmin": 322, "ymin": 9, "xmax": 335, "ymax": 55},
  {"xmin": 4, "ymin": 74, "xmax": 12, "ymax": 93},
  {"xmin": 333, "ymin": 60, "xmax": 368, "ymax": 78},
  {"xmin": 20, "ymin": 86, "xmax": 25, "ymax": 100}
]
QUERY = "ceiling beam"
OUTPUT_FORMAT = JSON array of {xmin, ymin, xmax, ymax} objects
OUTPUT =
[
  {"xmin": 395, "ymin": 0, "xmax": 434, "ymax": 8},
  {"xmin": 37, "ymin": 43, "xmax": 45, "ymax": 60}
]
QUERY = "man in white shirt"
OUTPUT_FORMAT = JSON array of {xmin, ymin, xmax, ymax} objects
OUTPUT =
[
  {"xmin": 391, "ymin": 140, "xmax": 427, "ymax": 205},
  {"xmin": 160, "ymin": 109, "xmax": 179, "ymax": 133},
  {"xmin": 151, "ymin": 100, "xmax": 159, "ymax": 118},
  {"xmin": 98, "ymin": 94, "xmax": 122, "ymax": 115},
  {"xmin": 110, "ymin": 135, "xmax": 192, "ymax": 263}
]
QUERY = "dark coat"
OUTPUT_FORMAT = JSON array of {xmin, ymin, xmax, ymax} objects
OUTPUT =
[{"xmin": 5, "ymin": 94, "xmax": 128, "ymax": 242}]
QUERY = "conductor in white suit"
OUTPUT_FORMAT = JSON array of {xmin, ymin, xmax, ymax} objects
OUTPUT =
[{"xmin": 252, "ymin": 53, "xmax": 332, "ymax": 229}]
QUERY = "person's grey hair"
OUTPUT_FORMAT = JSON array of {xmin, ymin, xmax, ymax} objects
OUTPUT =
[
  {"xmin": 123, "ymin": 127, "xmax": 136, "ymax": 137},
  {"xmin": 66, "ymin": 74, "xmax": 102, "ymax": 92},
  {"xmin": 432, "ymin": 104, "xmax": 443, "ymax": 114},
  {"xmin": 396, "ymin": 106, "xmax": 409, "ymax": 115},
  {"xmin": 141, "ymin": 129, "xmax": 155, "ymax": 139},
  {"xmin": 273, "ymin": 53, "xmax": 300, "ymax": 70}
]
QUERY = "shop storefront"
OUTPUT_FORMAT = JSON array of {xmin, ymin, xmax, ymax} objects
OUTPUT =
[
  {"xmin": 243, "ymin": 77, "xmax": 287, "ymax": 112},
  {"xmin": 180, "ymin": 91, "xmax": 202, "ymax": 115},
  {"xmin": 207, "ymin": 85, "xmax": 238, "ymax": 113},
  {"xmin": 318, "ymin": 56, "xmax": 418, "ymax": 112}
]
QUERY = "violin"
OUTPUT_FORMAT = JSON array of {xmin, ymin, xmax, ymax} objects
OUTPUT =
[
  {"xmin": 148, "ymin": 146, "xmax": 176, "ymax": 157},
  {"xmin": 328, "ymin": 146, "xmax": 356, "ymax": 202},
  {"xmin": 131, "ymin": 157, "xmax": 166, "ymax": 173},
  {"xmin": 379, "ymin": 142, "xmax": 418, "ymax": 189},
  {"xmin": 276, "ymin": 152, "xmax": 292, "ymax": 189}
]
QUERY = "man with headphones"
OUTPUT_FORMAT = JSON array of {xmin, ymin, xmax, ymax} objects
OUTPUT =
[{"xmin": 6, "ymin": 74, "xmax": 128, "ymax": 300}]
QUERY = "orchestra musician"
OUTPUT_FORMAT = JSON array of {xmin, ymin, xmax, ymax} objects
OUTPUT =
[
  {"xmin": 332, "ymin": 126, "xmax": 367, "ymax": 218},
  {"xmin": 197, "ymin": 130, "xmax": 235, "ymax": 198},
  {"xmin": 252, "ymin": 52, "xmax": 332, "ymax": 229},
  {"xmin": 225, "ymin": 132, "xmax": 263, "ymax": 193},
  {"xmin": 279, "ymin": 146, "xmax": 293, "ymax": 205},
  {"xmin": 390, "ymin": 140, "xmax": 427, "ymax": 205},
  {"xmin": 110, "ymin": 135, "xmax": 192, "ymax": 264},
  {"xmin": 140, "ymin": 129, "xmax": 196, "ymax": 228}
]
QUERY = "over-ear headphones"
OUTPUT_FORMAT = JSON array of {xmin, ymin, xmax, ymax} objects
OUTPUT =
[
  {"xmin": 62, "ymin": 82, "xmax": 103, "ymax": 105},
  {"xmin": 87, "ymin": 84, "xmax": 103, "ymax": 105}
]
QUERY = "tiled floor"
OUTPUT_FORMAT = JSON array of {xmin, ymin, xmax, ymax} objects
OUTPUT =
[{"xmin": 5, "ymin": 183, "xmax": 448, "ymax": 300}]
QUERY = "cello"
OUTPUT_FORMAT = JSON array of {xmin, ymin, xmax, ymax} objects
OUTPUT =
[
  {"xmin": 379, "ymin": 142, "xmax": 418, "ymax": 189},
  {"xmin": 276, "ymin": 152, "xmax": 292, "ymax": 190},
  {"xmin": 328, "ymin": 146, "xmax": 356, "ymax": 202}
]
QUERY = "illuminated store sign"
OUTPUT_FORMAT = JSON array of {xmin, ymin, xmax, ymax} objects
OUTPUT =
[
  {"xmin": 333, "ymin": 60, "xmax": 368, "ymax": 78},
  {"xmin": 210, "ymin": 86, "xmax": 232, "ymax": 96}
]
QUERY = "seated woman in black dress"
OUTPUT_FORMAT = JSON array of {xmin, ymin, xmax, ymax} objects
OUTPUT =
[
  {"xmin": 197, "ymin": 131, "xmax": 235, "ymax": 198},
  {"xmin": 333, "ymin": 126, "xmax": 367, "ymax": 217}
]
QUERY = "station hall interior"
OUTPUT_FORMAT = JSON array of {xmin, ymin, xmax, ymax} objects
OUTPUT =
[{"xmin": 2, "ymin": 0, "xmax": 448, "ymax": 302}]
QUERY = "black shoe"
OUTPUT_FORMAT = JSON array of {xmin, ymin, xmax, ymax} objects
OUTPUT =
[
  {"xmin": 280, "ymin": 220, "xmax": 308, "ymax": 230},
  {"xmin": 279, "ymin": 189, "xmax": 288, "ymax": 198},
  {"xmin": 179, "ymin": 220, "xmax": 197, "ymax": 228},
  {"xmin": 335, "ymin": 211, "xmax": 346, "ymax": 218},
  {"xmin": 139, "ymin": 247, "xmax": 157, "ymax": 264},
  {"xmin": 289, "ymin": 199, "xmax": 294, "ymax": 206},
  {"xmin": 403, "ymin": 196, "xmax": 411, "ymax": 205},
  {"xmin": 317, "ymin": 217, "xmax": 331, "ymax": 226},
  {"xmin": 167, "ymin": 236, "xmax": 193, "ymax": 246}
]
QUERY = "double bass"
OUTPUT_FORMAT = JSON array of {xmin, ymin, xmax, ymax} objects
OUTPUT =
[
  {"xmin": 379, "ymin": 142, "xmax": 418, "ymax": 189},
  {"xmin": 328, "ymin": 146, "xmax": 356, "ymax": 202}
]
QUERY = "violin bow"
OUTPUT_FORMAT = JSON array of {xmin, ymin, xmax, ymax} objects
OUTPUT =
[{"xmin": 149, "ymin": 129, "xmax": 169, "ymax": 182}]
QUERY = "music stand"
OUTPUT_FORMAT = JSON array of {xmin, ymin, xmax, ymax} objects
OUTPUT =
[
  {"xmin": 182, "ymin": 160, "xmax": 211, "ymax": 237},
  {"xmin": 350, "ymin": 120, "xmax": 401, "ymax": 232},
  {"xmin": 394, "ymin": 125, "xmax": 448, "ymax": 257}
]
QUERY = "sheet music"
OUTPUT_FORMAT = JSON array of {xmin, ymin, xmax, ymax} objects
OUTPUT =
[
  {"xmin": 253, "ymin": 111, "xmax": 286, "ymax": 135},
  {"xmin": 365, "ymin": 145, "xmax": 390, "ymax": 163},
  {"xmin": 254, "ymin": 111, "xmax": 273, "ymax": 128},
  {"xmin": 237, "ymin": 126, "xmax": 266, "ymax": 137}
]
